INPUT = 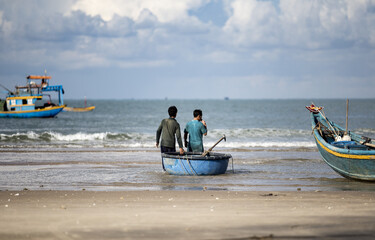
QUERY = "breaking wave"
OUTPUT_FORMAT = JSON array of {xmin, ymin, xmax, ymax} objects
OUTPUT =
[
  {"xmin": 0, "ymin": 128, "xmax": 316, "ymax": 149},
  {"xmin": 0, "ymin": 131, "xmax": 151, "ymax": 142}
]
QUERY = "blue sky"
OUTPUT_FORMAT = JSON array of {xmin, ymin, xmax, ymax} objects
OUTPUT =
[{"xmin": 0, "ymin": 0, "xmax": 374, "ymax": 99}]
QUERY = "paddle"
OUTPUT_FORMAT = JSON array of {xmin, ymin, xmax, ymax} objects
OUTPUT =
[{"xmin": 201, "ymin": 135, "xmax": 226, "ymax": 157}]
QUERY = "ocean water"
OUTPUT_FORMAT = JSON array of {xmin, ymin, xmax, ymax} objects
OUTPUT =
[{"xmin": 1, "ymin": 99, "xmax": 375, "ymax": 191}]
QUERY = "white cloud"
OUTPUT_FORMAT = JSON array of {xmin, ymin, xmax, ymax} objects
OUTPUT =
[
  {"xmin": 70, "ymin": 0, "xmax": 206, "ymax": 22},
  {"xmin": 223, "ymin": 0, "xmax": 375, "ymax": 49},
  {"xmin": 223, "ymin": 0, "xmax": 279, "ymax": 46}
]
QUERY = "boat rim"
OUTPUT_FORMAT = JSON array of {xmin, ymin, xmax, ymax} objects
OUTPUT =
[{"xmin": 162, "ymin": 152, "xmax": 232, "ymax": 160}]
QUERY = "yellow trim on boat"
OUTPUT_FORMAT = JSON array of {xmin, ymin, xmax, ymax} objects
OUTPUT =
[
  {"xmin": 8, "ymin": 104, "xmax": 35, "ymax": 107},
  {"xmin": 7, "ymin": 96, "xmax": 42, "ymax": 100},
  {"xmin": 0, "ymin": 105, "xmax": 65, "ymax": 114},
  {"xmin": 314, "ymin": 135, "xmax": 375, "ymax": 160}
]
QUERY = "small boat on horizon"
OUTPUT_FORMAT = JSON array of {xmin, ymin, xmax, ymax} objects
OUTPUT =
[
  {"xmin": 307, "ymin": 104, "xmax": 375, "ymax": 181},
  {"xmin": 0, "ymin": 75, "xmax": 65, "ymax": 118},
  {"xmin": 64, "ymin": 106, "xmax": 96, "ymax": 112},
  {"xmin": 63, "ymin": 97, "xmax": 95, "ymax": 112}
]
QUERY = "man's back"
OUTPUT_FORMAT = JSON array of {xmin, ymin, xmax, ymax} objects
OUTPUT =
[
  {"xmin": 157, "ymin": 118, "xmax": 183, "ymax": 149},
  {"xmin": 185, "ymin": 120, "xmax": 207, "ymax": 152}
]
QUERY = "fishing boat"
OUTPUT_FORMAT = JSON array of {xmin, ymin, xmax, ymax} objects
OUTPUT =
[
  {"xmin": 307, "ymin": 104, "xmax": 375, "ymax": 181},
  {"xmin": 162, "ymin": 152, "xmax": 232, "ymax": 176},
  {"xmin": 0, "ymin": 75, "xmax": 65, "ymax": 118}
]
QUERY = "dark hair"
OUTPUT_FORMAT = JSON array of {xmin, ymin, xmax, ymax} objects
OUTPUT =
[
  {"xmin": 193, "ymin": 109, "xmax": 202, "ymax": 118},
  {"xmin": 168, "ymin": 106, "xmax": 178, "ymax": 117}
]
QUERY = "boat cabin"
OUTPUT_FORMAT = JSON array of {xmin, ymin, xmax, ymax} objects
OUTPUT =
[{"xmin": 6, "ymin": 96, "xmax": 43, "ymax": 112}]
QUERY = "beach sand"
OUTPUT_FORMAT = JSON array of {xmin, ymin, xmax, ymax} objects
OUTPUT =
[{"xmin": 1, "ymin": 190, "xmax": 375, "ymax": 240}]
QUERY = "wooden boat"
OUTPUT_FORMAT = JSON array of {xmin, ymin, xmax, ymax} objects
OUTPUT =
[
  {"xmin": 309, "ymin": 107, "xmax": 375, "ymax": 181},
  {"xmin": 0, "ymin": 75, "xmax": 65, "ymax": 118},
  {"xmin": 162, "ymin": 152, "xmax": 232, "ymax": 176},
  {"xmin": 63, "ymin": 97, "xmax": 95, "ymax": 112},
  {"xmin": 64, "ymin": 106, "xmax": 95, "ymax": 112}
]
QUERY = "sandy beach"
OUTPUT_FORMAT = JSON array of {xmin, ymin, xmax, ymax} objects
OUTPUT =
[{"xmin": 1, "ymin": 190, "xmax": 375, "ymax": 240}]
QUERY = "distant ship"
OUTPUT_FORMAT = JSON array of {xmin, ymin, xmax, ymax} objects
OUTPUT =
[{"xmin": 0, "ymin": 75, "xmax": 65, "ymax": 118}]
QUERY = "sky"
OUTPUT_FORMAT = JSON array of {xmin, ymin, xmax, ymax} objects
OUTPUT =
[{"xmin": 0, "ymin": 0, "xmax": 375, "ymax": 99}]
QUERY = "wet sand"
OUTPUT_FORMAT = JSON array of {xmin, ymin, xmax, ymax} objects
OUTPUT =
[{"xmin": 1, "ymin": 190, "xmax": 375, "ymax": 240}]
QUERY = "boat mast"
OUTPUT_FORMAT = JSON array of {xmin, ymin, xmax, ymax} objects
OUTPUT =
[{"xmin": 345, "ymin": 99, "xmax": 349, "ymax": 135}]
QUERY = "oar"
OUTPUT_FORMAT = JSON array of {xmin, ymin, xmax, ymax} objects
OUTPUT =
[{"xmin": 202, "ymin": 135, "xmax": 226, "ymax": 157}]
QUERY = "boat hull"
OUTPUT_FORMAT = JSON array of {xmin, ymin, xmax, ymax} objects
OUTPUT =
[
  {"xmin": 63, "ymin": 106, "xmax": 95, "ymax": 112},
  {"xmin": 0, "ymin": 105, "xmax": 65, "ymax": 118},
  {"xmin": 311, "ymin": 113, "xmax": 375, "ymax": 181},
  {"xmin": 162, "ymin": 152, "xmax": 231, "ymax": 176}
]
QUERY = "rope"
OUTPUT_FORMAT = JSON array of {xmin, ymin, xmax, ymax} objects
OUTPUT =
[
  {"xmin": 161, "ymin": 156, "xmax": 166, "ymax": 171},
  {"xmin": 185, "ymin": 154, "xmax": 197, "ymax": 175},
  {"xmin": 319, "ymin": 109, "xmax": 340, "ymax": 137},
  {"xmin": 178, "ymin": 155, "xmax": 189, "ymax": 175},
  {"xmin": 231, "ymin": 157, "xmax": 234, "ymax": 173},
  {"xmin": 311, "ymin": 102, "xmax": 339, "ymax": 137}
]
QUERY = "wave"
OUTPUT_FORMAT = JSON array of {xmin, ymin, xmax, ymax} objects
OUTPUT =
[
  {"xmin": 208, "ymin": 128, "xmax": 312, "ymax": 138},
  {"xmin": 0, "ymin": 128, "xmax": 312, "ymax": 142},
  {"xmin": 205, "ymin": 141, "xmax": 316, "ymax": 149},
  {"xmin": 0, "ymin": 131, "xmax": 153, "ymax": 142},
  {"xmin": 0, "ymin": 130, "xmax": 316, "ymax": 150},
  {"xmin": 355, "ymin": 128, "xmax": 375, "ymax": 137}
]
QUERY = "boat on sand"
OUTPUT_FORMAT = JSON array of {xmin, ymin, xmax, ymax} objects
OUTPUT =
[{"xmin": 307, "ymin": 104, "xmax": 375, "ymax": 181}]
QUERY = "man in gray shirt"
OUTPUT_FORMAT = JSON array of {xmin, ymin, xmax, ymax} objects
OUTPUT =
[{"xmin": 156, "ymin": 106, "xmax": 184, "ymax": 155}]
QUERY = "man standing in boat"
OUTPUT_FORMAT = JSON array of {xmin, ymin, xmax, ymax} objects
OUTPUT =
[
  {"xmin": 184, "ymin": 109, "xmax": 207, "ymax": 152},
  {"xmin": 156, "ymin": 106, "xmax": 184, "ymax": 155}
]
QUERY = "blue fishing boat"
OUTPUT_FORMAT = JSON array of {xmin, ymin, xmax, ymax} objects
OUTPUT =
[
  {"xmin": 308, "ymin": 105, "xmax": 375, "ymax": 181},
  {"xmin": 0, "ymin": 75, "xmax": 65, "ymax": 118},
  {"xmin": 162, "ymin": 152, "xmax": 232, "ymax": 176}
]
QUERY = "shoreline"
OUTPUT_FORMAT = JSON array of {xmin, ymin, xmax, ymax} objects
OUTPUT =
[{"xmin": 1, "ymin": 190, "xmax": 375, "ymax": 239}]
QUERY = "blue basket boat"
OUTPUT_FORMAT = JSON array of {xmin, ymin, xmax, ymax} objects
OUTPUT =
[
  {"xmin": 162, "ymin": 152, "xmax": 232, "ymax": 176},
  {"xmin": 310, "ymin": 110, "xmax": 375, "ymax": 181}
]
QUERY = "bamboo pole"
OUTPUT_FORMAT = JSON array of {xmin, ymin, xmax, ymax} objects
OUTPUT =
[{"xmin": 346, "ymin": 99, "xmax": 349, "ymax": 135}]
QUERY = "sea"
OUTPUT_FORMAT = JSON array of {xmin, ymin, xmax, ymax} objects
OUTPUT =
[{"xmin": 1, "ymin": 99, "xmax": 375, "ymax": 192}]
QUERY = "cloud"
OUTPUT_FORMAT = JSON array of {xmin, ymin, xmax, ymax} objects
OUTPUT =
[
  {"xmin": 223, "ymin": 0, "xmax": 375, "ymax": 49},
  {"xmin": 223, "ymin": 0, "xmax": 280, "ymax": 46},
  {"xmin": 0, "ymin": 0, "xmax": 375, "ymax": 99},
  {"xmin": 70, "ymin": 0, "xmax": 207, "ymax": 22}
]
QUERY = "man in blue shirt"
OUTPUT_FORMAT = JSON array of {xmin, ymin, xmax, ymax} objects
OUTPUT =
[{"xmin": 184, "ymin": 109, "xmax": 207, "ymax": 152}]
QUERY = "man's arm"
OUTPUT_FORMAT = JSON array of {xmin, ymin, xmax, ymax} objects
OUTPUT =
[
  {"xmin": 201, "ymin": 120, "xmax": 207, "ymax": 136},
  {"xmin": 176, "ymin": 125, "xmax": 184, "ymax": 150},
  {"xmin": 184, "ymin": 131, "xmax": 188, "ymax": 148},
  {"xmin": 176, "ymin": 124, "xmax": 185, "ymax": 155},
  {"xmin": 156, "ymin": 120, "xmax": 163, "ymax": 147}
]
